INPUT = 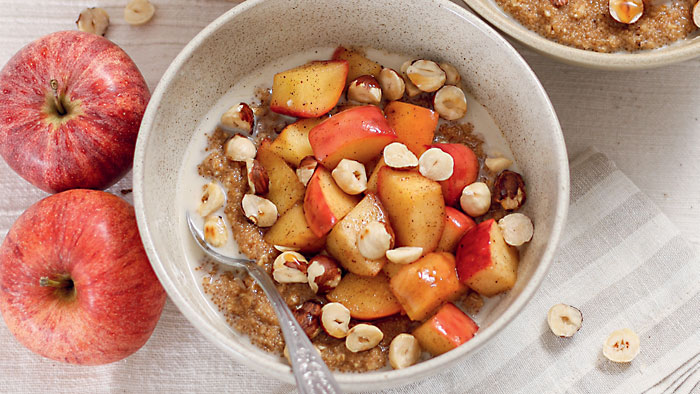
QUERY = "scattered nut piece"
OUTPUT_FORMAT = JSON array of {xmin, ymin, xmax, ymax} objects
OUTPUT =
[
  {"xmin": 241, "ymin": 194, "xmax": 278, "ymax": 227},
  {"xmin": 694, "ymin": 1, "xmax": 700, "ymax": 28},
  {"xmin": 460, "ymin": 182, "xmax": 492, "ymax": 217},
  {"xmin": 550, "ymin": 0, "xmax": 569, "ymax": 7},
  {"xmin": 272, "ymin": 251, "xmax": 309, "ymax": 283},
  {"xmin": 389, "ymin": 333, "xmax": 422, "ymax": 369},
  {"xmin": 498, "ymin": 213, "xmax": 533, "ymax": 246},
  {"xmin": 406, "ymin": 60, "xmax": 446, "ymax": 93},
  {"xmin": 358, "ymin": 221, "xmax": 393, "ymax": 260},
  {"xmin": 485, "ymin": 157, "xmax": 513, "ymax": 173},
  {"xmin": 296, "ymin": 156, "xmax": 318, "ymax": 186},
  {"xmin": 197, "ymin": 182, "xmax": 225, "ymax": 217},
  {"xmin": 386, "ymin": 247, "xmax": 423, "ymax": 264},
  {"xmin": 76, "ymin": 7, "xmax": 110, "ymax": 36},
  {"xmin": 609, "ymin": 0, "xmax": 643, "ymax": 24},
  {"xmin": 220, "ymin": 103, "xmax": 254, "ymax": 133},
  {"xmin": 224, "ymin": 135, "xmax": 256, "ymax": 162},
  {"xmin": 383, "ymin": 142, "xmax": 418, "ymax": 169},
  {"xmin": 124, "ymin": 0, "xmax": 155, "ymax": 26},
  {"xmin": 347, "ymin": 75, "xmax": 382, "ymax": 105},
  {"xmin": 203, "ymin": 215, "xmax": 227, "ymax": 247},
  {"xmin": 603, "ymin": 328, "xmax": 640, "ymax": 362},
  {"xmin": 293, "ymin": 301, "xmax": 322, "ymax": 339},
  {"xmin": 377, "ymin": 68, "xmax": 405, "ymax": 101},
  {"xmin": 274, "ymin": 245, "xmax": 300, "ymax": 252},
  {"xmin": 321, "ymin": 302, "xmax": 351, "ymax": 338},
  {"xmin": 494, "ymin": 170, "xmax": 527, "ymax": 211},
  {"xmin": 547, "ymin": 304, "xmax": 583, "ymax": 337},
  {"xmin": 418, "ymin": 148, "xmax": 454, "ymax": 181},
  {"xmin": 346, "ymin": 324, "xmax": 384, "ymax": 352},
  {"xmin": 307, "ymin": 255, "xmax": 342, "ymax": 293},
  {"xmin": 434, "ymin": 85, "xmax": 468, "ymax": 120},
  {"xmin": 463, "ymin": 291, "xmax": 485, "ymax": 315},
  {"xmin": 439, "ymin": 63, "xmax": 461, "ymax": 86},
  {"xmin": 246, "ymin": 159, "xmax": 269, "ymax": 195},
  {"xmin": 331, "ymin": 159, "xmax": 367, "ymax": 195}
]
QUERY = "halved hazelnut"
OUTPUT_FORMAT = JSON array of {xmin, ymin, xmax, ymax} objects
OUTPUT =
[
  {"xmin": 389, "ymin": 333, "xmax": 422, "ymax": 369},
  {"xmin": 498, "ymin": 213, "xmax": 534, "ymax": 246},
  {"xmin": 221, "ymin": 103, "xmax": 254, "ymax": 133},
  {"xmin": 241, "ymin": 194, "xmax": 278, "ymax": 227},
  {"xmin": 377, "ymin": 68, "xmax": 405, "ymax": 101},
  {"xmin": 76, "ymin": 7, "xmax": 110, "ymax": 36},
  {"xmin": 246, "ymin": 159, "xmax": 269, "ymax": 195},
  {"xmin": 296, "ymin": 156, "xmax": 318, "ymax": 186},
  {"xmin": 124, "ymin": 0, "xmax": 155, "ymax": 26},
  {"xmin": 383, "ymin": 142, "xmax": 418, "ymax": 169},
  {"xmin": 547, "ymin": 304, "xmax": 583, "ymax": 338},
  {"xmin": 694, "ymin": 1, "xmax": 700, "ymax": 28},
  {"xmin": 274, "ymin": 245, "xmax": 300, "ymax": 252},
  {"xmin": 346, "ymin": 324, "xmax": 384, "ymax": 352},
  {"xmin": 485, "ymin": 157, "xmax": 513, "ymax": 173},
  {"xmin": 272, "ymin": 251, "xmax": 308, "ymax": 283},
  {"xmin": 439, "ymin": 63, "xmax": 461, "ymax": 86},
  {"xmin": 307, "ymin": 255, "xmax": 342, "ymax": 293},
  {"xmin": 321, "ymin": 302, "xmax": 351, "ymax": 338},
  {"xmin": 293, "ymin": 300, "xmax": 322, "ymax": 339},
  {"xmin": 358, "ymin": 221, "xmax": 393, "ymax": 260},
  {"xmin": 418, "ymin": 148, "xmax": 454, "ymax": 181},
  {"xmin": 460, "ymin": 182, "xmax": 491, "ymax": 217},
  {"xmin": 385, "ymin": 247, "xmax": 423, "ymax": 264},
  {"xmin": 197, "ymin": 182, "xmax": 225, "ymax": 217},
  {"xmin": 347, "ymin": 75, "xmax": 382, "ymax": 105},
  {"xmin": 400, "ymin": 61, "xmax": 422, "ymax": 97},
  {"xmin": 434, "ymin": 85, "xmax": 467, "ymax": 121},
  {"xmin": 406, "ymin": 60, "xmax": 446, "ymax": 93},
  {"xmin": 224, "ymin": 135, "xmax": 256, "ymax": 162},
  {"xmin": 331, "ymin": 159, "xmax": 367, "ymax": 195},
  {"xmin": 494, "ymin": 170, "xmax": 527, "ymax": 211},
  {"xmin": 203, "ymin": 215, "xmax": 227, "ymax": 247},
  {"xmin": 609, "ymin": 0, "xmax": 643, "ymax": 24}
]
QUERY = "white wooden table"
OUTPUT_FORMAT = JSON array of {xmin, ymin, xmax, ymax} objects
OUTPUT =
[{"xmin": 0, "ymin": 0, "xmax": 698, "ymax": 392}]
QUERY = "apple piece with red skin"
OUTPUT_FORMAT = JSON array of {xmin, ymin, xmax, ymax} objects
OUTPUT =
[
  {"xmin": 303, "ymin": 166, "xmax": 361, "ymax": 237},
  {"xmin": 431, "ymin": 143, "xmax": 479, "ymax": 206},
  {"xmin": 436, "ymin": 206, "xmax": 476, "ymax": 253},
  {"xmin": 456, "ymin": 218, "xmax": 519, "ymax": 297},
  {"xmin": 0, "ymin": 31, "xmax": 150, "ymax": 193},
  {"xmin": 385, "ymin": 101, "xmax": 438, "ymax": 157},
  {"xmin": 309, "ymin": 105, "xmax": 397, "ymax": 169},
  {"xmin": 0, "ymin": 189, "xmax": 166, "ymax": 365},
  {"xmin": 412, "ymin": 303, "xmax": 479, "ymax": 356}
]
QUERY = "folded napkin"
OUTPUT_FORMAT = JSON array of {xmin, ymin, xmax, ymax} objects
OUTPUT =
[{"xmin": 1, "ymin": 148, "xmax": 699, "ymax": 393}]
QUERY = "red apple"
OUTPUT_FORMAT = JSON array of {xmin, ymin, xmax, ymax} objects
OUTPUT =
[
  {"xmin": 304, "ymin": 166, "xmax": 360, "ymax": 237},
  {"xmin": 385, "ymin": 101, "xmax": 438, "ymax": 156},
  {"xmin": 412, "ymin": 303, "xmax": 479, "ymax": 356},
  {"xmin": 431, "ymin": 143, "xmax": 479, "ymax": 206},
  {"xmin": 0, "ymin": 31, "xmax": 150, "ymax": 193},
  {"xmin": 0, "ymin": 189, "xmax": 166, "ymax": 365},
  {"xmin": 436, "ymin": 206, "xmax": 476, "ymax": 253}
]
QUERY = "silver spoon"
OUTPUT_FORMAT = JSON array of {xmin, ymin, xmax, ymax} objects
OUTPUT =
[{"xmin": 186, "ymin": 213, "xmax": 341, "ymax": 394}]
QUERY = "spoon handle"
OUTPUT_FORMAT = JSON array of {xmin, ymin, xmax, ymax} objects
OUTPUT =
[{"xmin": 246, "ymin": 264, "xmax": 341, "ymax": 394}]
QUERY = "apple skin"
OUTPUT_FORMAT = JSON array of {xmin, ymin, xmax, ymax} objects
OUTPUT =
[
  {"xmin": 431, "ymin": 143, "xmax": 479, "ymax": 206},
  {"xmin": 0, "ymin": 189, "xmax": 166, "ymax": 365},
  {"xmin": 436, "ymin": 206, "xmax": 476, "ymax": 253},
  {"xmin": 0, "ymin": 31, "xmax": 150, "ymax": 193}
]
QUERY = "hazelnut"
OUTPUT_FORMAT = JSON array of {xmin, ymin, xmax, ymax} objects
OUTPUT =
[
  {"xmin": 400, "ymin": 60, "xmax": 422, "ymax": 97},
  {"xmin": 203, "ymin": 215, "xmax": 227, "ymax": 247},
  {"xmin": 418, "ymin": 148, "xmax": 454, "ymax": 181},
  {"xmin": 346, "ymin": 324, "xmax": 383, "ymax": 352},
  {"xmin": 460, "ymin": 182, "xmax": 491, "ymax": 217},
  {"xmin": 389, "ymin": 333, "xmax": 422, "ymax": 369},
  {"xmin": 293, "ymin": 300, "xmax": 322, "ymax": 339},
  {"xmin": 498, "ymin": 213, "xmax": 534, "ymax": 246},
  {"xmin": 400, "ymin": 60, "xmax": 413, "ymax": 75},
  {"xmin": 331, "ymin": 159, "xmax": 367, "ymax": 195},
  {"xmin": 124, "ymin": 0, "xmax": 155, "ymax": 26},
  {"xmin": 434, "ymin": 85, "xmax": 468, "ymax": 121},
  {"xmin": 603, "ymin": 328, "xmax": 640, "ymax": 363},
  {"xmin": 307, "ymin": 255, "xmax": 342, "ymax": 293},
  {"xmin": 609, "ymin": 0, "xmax": 643, "ymax": 24},
  {"xmin": 273, "ymin": 245, "xmax": 300, "ymax": 252},
  {"xmin": 224, "ymin": 135, "xmax": 256, "ymax": 162},
  {"xmin": 547, "ymin": 303, "xmax": 583, "ymax": 338},
  {"xmin": 406, "ymin": 60, "xmax": 446, "ymax": 93},
  {"xmin": 439, "ymin": 63, "xmax": 461, "ymax": 86},
  {"xmin": 485, "ymin": 157, "xmax": 513, "ymax": 173},
  {"xmin": 272, "ymin": 251, "xmax": 308, "ymax": 283},
  {"xmin": 321, "ymin": 302, "xmax": 351, "ymax": 338},
  {"xmin": 220, "ymin": 103, "xmax": 254, "ymax": 133},
  {"xmin": 246, "ymin": 159, "xmax": 269, "ymax": 195},
  {"xmin": 463, "ymin": 291, "xmax": 485, "ymax": 315},
  {"xmin": 347, "ymin": 75, "xmax": 382, "ymax": 105},
  {"xmin": 383, "ymin": 142, "xmax": 418, "ymax": 169},
  {"xmin": 358, "ymin": 221, "xmax": 393, "ymax": 260},
  {"xmin": 241, "ymin": 194, "xmax": 278, "ymax": 227},
  {"xmin": 385, "ymin": 247, "xmax": 423, "ymax": 265},
  {"xmin": 76, "ymin": 7, "xmax": 110, "ymax": 36},
  {"xmin": 197, "ymin": 182, "xmax": 225, "ymax": 217},
  {"xmin": 377, "ymin": 68, "xmax": 405, "ymax": 101},
  {"xmin": 550, "ymin": 0, "xmax": 568, "ymax": 6},
  {"xmin": 694, "ymin": 1, "xmax": 700, "ymax": 28},
  {"xmin": 296, "ymin": 156, "xmax": 318, "ymax": 186},
  {"xmin": 494, "ymin": 170, "xmax": 527, "ymax": 211}
]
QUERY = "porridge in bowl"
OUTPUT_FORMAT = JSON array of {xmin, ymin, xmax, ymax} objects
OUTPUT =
[{"xmin": 177, "ymin": 46, "xmax": 534, "ymax": 372}]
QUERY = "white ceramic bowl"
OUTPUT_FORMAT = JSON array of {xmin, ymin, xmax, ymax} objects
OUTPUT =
[
  {"xmin": 462, "ymin": 0, "xmax": 700, "ymax": 70},
  {"xmin": 133, "ymin": 0, "xmax": 569, "ymax": 390}
]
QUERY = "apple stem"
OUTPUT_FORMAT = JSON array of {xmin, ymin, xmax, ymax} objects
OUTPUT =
[
  {"xmin": 39, "ymin": 274, "xmax": 72, "ymax": 288},
  {"xmin": 50, "ymin": 79, "xmax": 66, "ymax": 116}
]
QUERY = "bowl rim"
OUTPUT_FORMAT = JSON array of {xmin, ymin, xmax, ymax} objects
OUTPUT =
[
  {"xmin": 462, "ymin": 0, "xmax": 700, "ymax": 70},
  {"xmin": 132, "ymin": 0, "xmax": 570, "ymax": 389}
]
